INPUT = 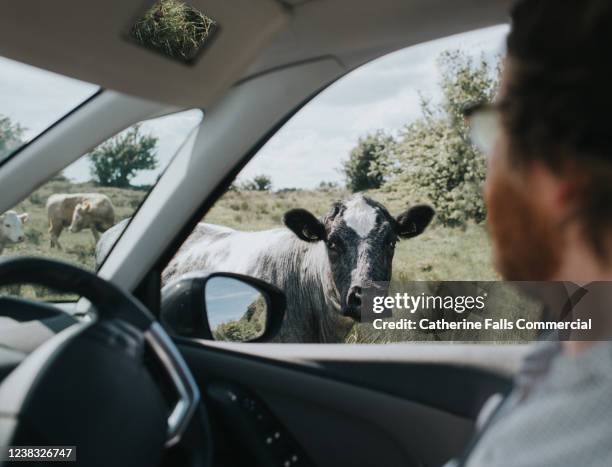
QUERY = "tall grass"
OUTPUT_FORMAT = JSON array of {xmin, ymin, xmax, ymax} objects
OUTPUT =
[{"xmin": 131, "ymin": 0, "xmax": 216, "ymax": 62}]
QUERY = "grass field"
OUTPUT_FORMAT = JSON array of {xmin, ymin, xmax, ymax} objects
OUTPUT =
[
  {"xmin": 204, "ymin": 188, "xmax": 498, "ymax": 282},
  {"xmin": 8, "ymin": 183, "xmax": 498, "ymax": 280},
  {"xmin": 4, "ymin": 181, "xmax": 542, "ymax": 343}
]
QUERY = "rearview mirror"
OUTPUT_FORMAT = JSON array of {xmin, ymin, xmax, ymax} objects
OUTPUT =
[{"xmin": 161, "ymin": 272, "xmax": 285, "ymax": 342}]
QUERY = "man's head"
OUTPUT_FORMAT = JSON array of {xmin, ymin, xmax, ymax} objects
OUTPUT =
[
  {"xmin": 478, "ymin": 0, "xmax": 612, "ymax": 281},
  {"xmin": 0, "ymin": 211, "xmax": 28, "ymax": 243},
  {"xmin": 284, "ymin": 195, "xmax": 434, "ymax": 319}
]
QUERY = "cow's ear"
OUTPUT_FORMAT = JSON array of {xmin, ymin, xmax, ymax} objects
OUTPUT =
[
  {"xmin": 18, "ymin": 213, "xmax": 29, "ymax": 223},
  {"xmin": 283, "ymin": 209, "xmax": 326, "ymax": 242},
  {"xmin": 395, "ymin": 205, "xmax": 434, "ymax": 239},
  {"xmin": 83, "ymin": 201, "xmax": 92, "ymax": 212}
]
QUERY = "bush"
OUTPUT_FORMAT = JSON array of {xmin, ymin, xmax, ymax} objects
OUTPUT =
[
  {"xmin": 318, "ymin": 181, "xmax": 339, "ymax": 192},
  {"xmin": 89, "ymin": 125, "xmax": 158, "ymax": 188},
  {"xmin": 239, "ymin": 175, "xmax": 273, "ymax": 192},
  {"xmin": 386, "ymin": 50, "xmax": 500, "ymax": 226},
  {"xmin": 213, "ymin": 298, "xmax": 266, "ymax": 342},
  {"xmin": 213, "ymin": 320, "xmax": 258, "ymax": 342},
  {"xmin": 0, "ymin": 114, "xmax": 24, "ymax": 161},
  {"xmin": 343, "ymin": 131, "xmax": 396, "ymax": 192}
]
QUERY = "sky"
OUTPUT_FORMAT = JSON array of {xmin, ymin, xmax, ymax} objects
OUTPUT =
[
  {"xmin": 240, "ymin": 24, "xmax": 509, "ymax": 189},
  {"xmin": 205, "ymin": 277, "xmax": 264, "ymax": 330},
  {"xmin": 0, "ymin": 23, "xmax": 508, "ymax": 188}
]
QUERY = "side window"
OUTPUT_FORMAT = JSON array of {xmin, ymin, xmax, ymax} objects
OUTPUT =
[
  {"xmin": 1, "ymin": 109, "xmax": 202, "ymax": 300},
  {"xmin": 165, "ymin": 25, "xmax": 540, "ymax": 344}
]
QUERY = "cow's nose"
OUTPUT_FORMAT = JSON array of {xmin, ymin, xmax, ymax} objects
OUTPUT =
[
  {"xmin": 17, "ymin": 236, "xmax": 24, "ymax": 242},
  {"xmin": 347, "ymin": 286, "xmax": 362, "ymax": 310}
]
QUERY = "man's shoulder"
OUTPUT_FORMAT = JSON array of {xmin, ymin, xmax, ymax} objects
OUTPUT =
[{"xmin": 463, "ymin": 340, "xmax": 612, "ymax": 466}]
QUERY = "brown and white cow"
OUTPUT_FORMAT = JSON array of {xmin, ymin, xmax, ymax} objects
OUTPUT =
[{"xmin": 46, "ymin": 193, "xmax": 115, "ymax": 249}]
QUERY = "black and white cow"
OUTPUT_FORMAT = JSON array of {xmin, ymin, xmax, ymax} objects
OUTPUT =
[
  {"xmin": 96, "ymin": 195, "xmax": 433, "ymax": 342},
  {"xmin": 162, "ymin": 194, "xmax": 434, "ymax": 342}
]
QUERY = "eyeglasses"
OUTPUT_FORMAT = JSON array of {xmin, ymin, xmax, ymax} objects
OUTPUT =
[{"xmin": 463, "ymin": 102, "xmax": 504, "ymax": 155}]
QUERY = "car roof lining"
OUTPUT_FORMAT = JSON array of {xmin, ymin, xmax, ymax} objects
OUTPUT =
[
  {"xmin": 0, "ymin": 0, "xmax": 288, "ymax": 108},
  {"xmin": 0, "ymin": 0, "xmax": 510, "ymax": 108}
]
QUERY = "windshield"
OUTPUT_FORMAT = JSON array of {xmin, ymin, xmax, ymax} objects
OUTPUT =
[{"xmin": 0, "ymin": 56, "xmax": 99, "ymax": 163}]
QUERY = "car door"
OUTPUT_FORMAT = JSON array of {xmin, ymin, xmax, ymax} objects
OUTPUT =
[{"xmin": 177, "ymin": 340, "xmax": 527, "ymax": 467}]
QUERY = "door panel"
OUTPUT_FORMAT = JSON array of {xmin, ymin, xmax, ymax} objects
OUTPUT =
[{"xmin": 178, "ymin": 340, "xmax": 529, "ymax": 467}]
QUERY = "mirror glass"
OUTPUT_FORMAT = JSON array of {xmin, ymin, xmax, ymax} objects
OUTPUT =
[{"xmin": 205, "ymin": 276, "xmax": 268, "ymax": 342}]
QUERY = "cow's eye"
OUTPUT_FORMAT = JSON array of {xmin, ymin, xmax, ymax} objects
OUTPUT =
[
  {"xmin": 328, "ymin": 239, "xmax": 341, "ymax": 251},
  {"xmin": 388, "ymin": 240, "xmax": 397, "ymax": 249},
  {"xmin": 4, "ymin": 224, "xmax": 10, "ymax": 228}
]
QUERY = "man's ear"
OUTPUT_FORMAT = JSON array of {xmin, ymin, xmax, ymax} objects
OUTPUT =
[
  {"xmin": 18, "ymin": 213, "xmax": 29, "ymax": 223},
  {"xmin": 395, "ymin": 205, "xmax": 435, "ymax": 238},
  {"xmin": 283, "ymin": 209, "xmax": 326, "ymax": 242}
]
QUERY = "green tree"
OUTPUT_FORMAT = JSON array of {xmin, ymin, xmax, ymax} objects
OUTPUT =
[
  {"xmin": 89, "ymin": 125, "xmax": 158, "ymax": 188},
  {"xmin": 388, "ymin": 50, "xmax": 500, "ymax": 226},
  {"xmin": 343, "ymin": 130, "xmax": 396, "ymax": 192},
  {"xmin": 0, "ymin": 115, "xmax": 24, "ymax": 160},
  {"xmin": 213, "ymin": 298, "xmax": 266, "ymax": 342},
  {"xmin": 318, "ymin": 181, "xmax": 339, "ymax": 191},
  {"xmin": 252, "ymin": 174, "xmax": 272, "ymax": 191},
  {"xmin": 239, "ymin": 174, "xmax": 272, "ymax": 191}
]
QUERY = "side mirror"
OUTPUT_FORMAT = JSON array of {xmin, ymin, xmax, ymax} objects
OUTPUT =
[{"xmin": 160, "ymin": 272, "xmax": 285, "ymax": 342}]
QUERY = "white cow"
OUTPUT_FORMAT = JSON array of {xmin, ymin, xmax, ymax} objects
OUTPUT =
[{"xmin": 0, "ymin": 211, "xmax": 29, "ymax": 254}]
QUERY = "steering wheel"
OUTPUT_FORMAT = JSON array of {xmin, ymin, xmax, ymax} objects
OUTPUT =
[{"xmin": 0, "ymin": 258, "xmax": 211, "ymax": 467}]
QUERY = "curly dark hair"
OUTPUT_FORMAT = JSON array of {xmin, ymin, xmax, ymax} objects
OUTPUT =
[{"xmin": 505, "ymin": 0, "xmax": 612, "ymax": 256}]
